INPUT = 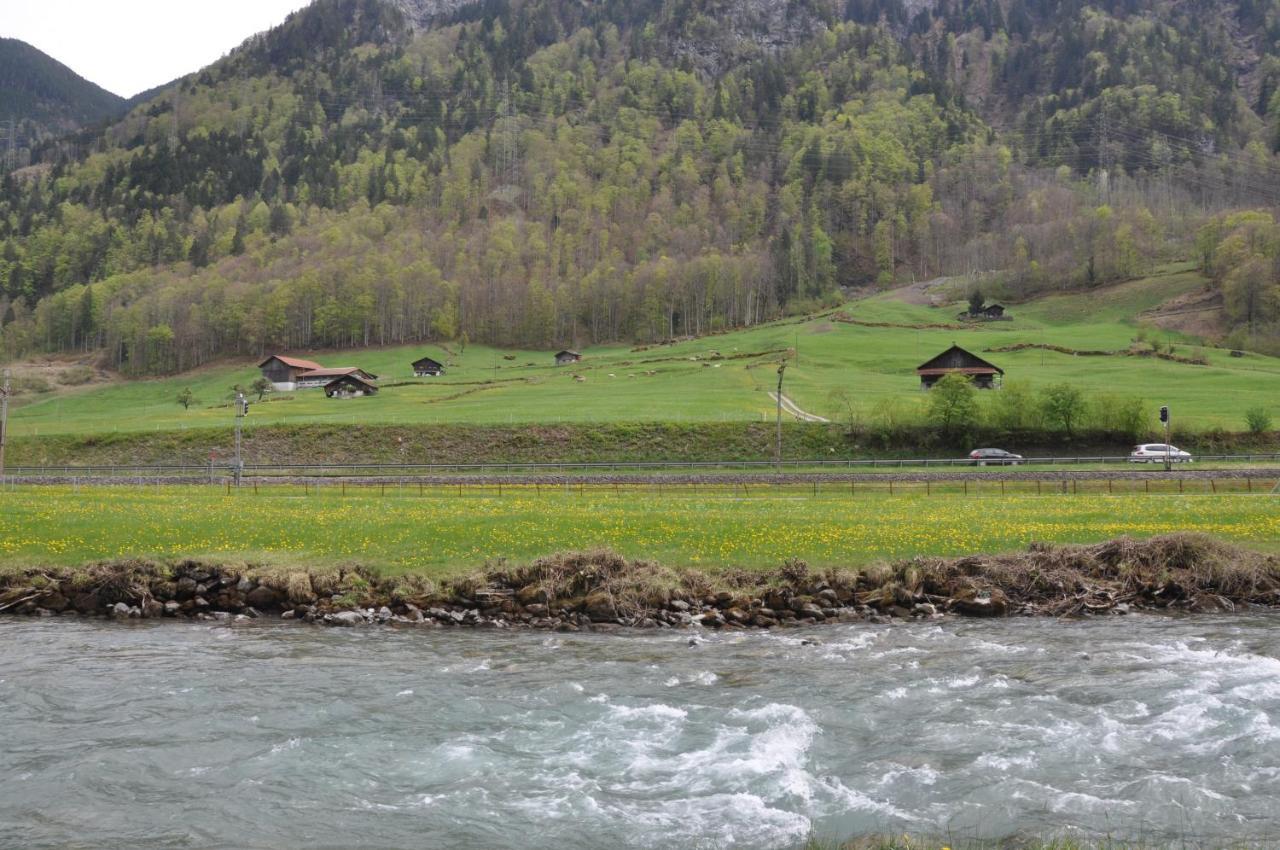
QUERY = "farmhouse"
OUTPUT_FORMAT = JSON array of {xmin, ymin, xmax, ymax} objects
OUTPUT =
[
  {"xmin": 294, "ymin": 367, "xmax": 379, "ymax": 389},
  {"xmin": 412, "ymin": 356, "xmax": 445, "ymax": 376},
  {"xmin": 258, "ymin": 355, "xmax": 325, "ymax": 391},
  {"xmin": 917, "ymin": 344, "xmax": 1004, "ymax": 389},
  {"xmin": 324, "ymin": 374, "xmax": 378, "ymax": 398},
  {"xmin": 555, "ymin": 350, "xmax": 582, "ymax": 366},
  {"xmin": 982, "ymin": 304, "xmax": 1005, "ymax": 319}
]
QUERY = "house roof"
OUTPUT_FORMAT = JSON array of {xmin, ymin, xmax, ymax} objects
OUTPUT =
[
  {"xmin": 258, "ymin": 354, "xmax": 323, "ymax": 371},
  {"xmin": 412, "ymin": 356, "xmax": 443, "ymax": 367},
  {"xmin": 325, "ymin": 374, "xmax": 378, "ymax": 391},
  {"xmin": 916, "ymin": 344, "xmax": 1003, "ymax": 376},
  {"xmin": 555, "ymin": 350, "xmax": 581, "ymax": 358},
  {"xmin": 299, "ymin": 367, "xmax": 378, "ymax": 380}
]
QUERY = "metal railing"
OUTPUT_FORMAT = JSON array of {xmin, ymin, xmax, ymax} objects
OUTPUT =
[{"xmin": 4, "ymin": 453, "xmax": 1280, "ymax": 480}]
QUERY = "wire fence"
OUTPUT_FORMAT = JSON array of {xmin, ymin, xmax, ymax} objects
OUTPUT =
[
  {"xmin": 4, "ymin": 453, "xmax": 1280, "ymax": 482},
  {"xmin": 2, "ymin": 472, "xmax": 1278, "ymax": 499}
]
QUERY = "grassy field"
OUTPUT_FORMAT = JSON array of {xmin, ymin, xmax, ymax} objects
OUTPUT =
[
  {"xmin": 2, "ymin": 483, "xmax": 1276, "ymax": 576},
  {"xmin": 7, "ymin": 264, "xmax": 1280, "ymax": 438}
]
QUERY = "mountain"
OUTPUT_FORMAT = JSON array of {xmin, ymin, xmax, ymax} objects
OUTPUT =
[
  {"xmin": 0, "ymin": 38, "xmax": 125, "ymax": 167},
  {"xmin": 0, "ymin": 0, "xmax": 1278, "ymax": 377}
]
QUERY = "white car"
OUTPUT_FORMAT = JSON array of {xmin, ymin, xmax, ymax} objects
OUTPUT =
[{"xmin": 1128, "ymin": 444, "xmax": 1193, "ymax": 463}]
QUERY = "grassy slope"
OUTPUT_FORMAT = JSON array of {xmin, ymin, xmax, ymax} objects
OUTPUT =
[
  {"xmin": 1, "ymin": 484, "xmax": 1276, "ymax": 576},
  {"xmin": 8, "ymin": 265, "xmax": 1279, "ymax": 439}
]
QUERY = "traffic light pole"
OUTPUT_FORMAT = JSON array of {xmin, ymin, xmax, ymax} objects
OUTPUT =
[{"xmin": 1160, "ymin": 405, "xmax": 1171, "ymax": 472}]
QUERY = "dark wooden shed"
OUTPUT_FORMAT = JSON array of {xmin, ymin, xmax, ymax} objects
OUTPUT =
[
  {"xmin": 916, "ymin": 344, "xmax": 1004, "ymax": 389},
  {"xmin": 555, "ymin": 350, "xmax": 582, "ymax": 366},
  {"xmin": 324, "ymin": 374, "xmax": 379, "ymax": 398},
  {"xmin": 412, "ymin": 356, "xmax": 445, "ymax": 377}
]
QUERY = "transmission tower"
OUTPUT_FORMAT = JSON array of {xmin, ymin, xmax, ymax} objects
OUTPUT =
[
  {"xmin": 169, "ymin": 92, "xmax": 180, "ymax": 149},
  {"xmin": 492, "ymin": 80, "xmax": 522, "ymax": 205},
  {"xmin": 4, "ymin": 117, "xmax": 15, "ymax": 172}
]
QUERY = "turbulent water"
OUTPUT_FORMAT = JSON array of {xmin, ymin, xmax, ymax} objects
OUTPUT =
[{"xmin": 2, "ymin": 616, "xmax": 1279, "ymax": 850}]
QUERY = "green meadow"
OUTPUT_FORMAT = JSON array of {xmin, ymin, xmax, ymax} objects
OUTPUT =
[
  {"xmin": 1, "ymin": 484, "xmax": 1276, "ymax": 576},
  {"xmin": 7, "ymin": 265, "xmax": 1279, "ymax": 438}
]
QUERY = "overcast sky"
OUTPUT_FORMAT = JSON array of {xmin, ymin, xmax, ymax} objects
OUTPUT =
[{"xmin": 5, "ymin": 0, "xmax": 313, "ymax": 98}]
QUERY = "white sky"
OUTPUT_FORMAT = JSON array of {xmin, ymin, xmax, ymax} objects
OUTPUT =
[{"xmin": 4, "ymin": 0, "xmax": 313, "ymax": 98}]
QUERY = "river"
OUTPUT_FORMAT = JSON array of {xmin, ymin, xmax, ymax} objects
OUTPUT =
[{"xmin": 2, "ymin": 615, "xmax": 1278, "ymax": 849}]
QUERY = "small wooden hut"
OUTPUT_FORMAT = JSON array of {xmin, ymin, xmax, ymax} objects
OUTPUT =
[
  {"xmin": 412, "ymin": 356, "xmax": 445, "ymax": 377},
  {"xmin": 555, "ymin": 350, "xmax": 582, "ymax": 366},
  {"xmin": 916, "ymin": 344, "xmax": 1004, "ymax": 389},
  {"xmin": 324, "ymin": 374, "xmax": 379, "ymax": 398}
]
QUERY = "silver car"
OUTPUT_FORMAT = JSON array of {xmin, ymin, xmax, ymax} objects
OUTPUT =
[{"xmin": 1128, "ymin": 443, "xmax": 1193, "ymax": 463}]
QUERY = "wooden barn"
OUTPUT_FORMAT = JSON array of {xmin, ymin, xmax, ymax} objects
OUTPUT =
[
  {"xmin": 412, "ymin": 356, "xmax": 445, "ymax": 377},
  {"xmin": 258, "ymin": 355, "xmax": 324, "ymax": 391},
  {"xmin": 916, "ymin": 344, "xmax": 1004, "ymax": 389},
  {"xmin": 555, "ymin": 350, "xmax": 582, "ymax": 366},
  {"xmin": 981, "ymin": 304, "xmax": 1005, "ymax": 319},
  {"xmin": 325, "ymin": 374, "xmax": 378, "ymax": 398},
  {"xmin": 295, "ymin": 367, "xmax": 378, "ymax": 389}
]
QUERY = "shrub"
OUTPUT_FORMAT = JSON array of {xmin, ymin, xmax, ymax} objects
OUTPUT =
[
  {"xmin": 927, "ymin": 373, "xmax": 980, "ymax": 437},
  {"xmin": 57, "ymin": 365, "xmax": 95, "ymax": 386},
  {"xmin": 1039, "ymin": 383, "xmax": 1086, "ymax": 435},
  {"xmin": 1245, "ymin": 407, "xmax": 1273, "ymax": 434},
  {"xmin": 13, "ymin": 375, "xmax": 51, "ymax": 394}
]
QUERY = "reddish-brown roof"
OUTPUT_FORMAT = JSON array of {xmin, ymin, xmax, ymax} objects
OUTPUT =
[
  {"xmin": 259, "ymin": 354, "xmax": 324, "ymax": 371},
  {"xmin": 299, "ymin": 367, "xmax": 378, "ymax": 380},
  {"xmin": 917, "ymin": 366, "xmax": 1001, "ymax": 376}
]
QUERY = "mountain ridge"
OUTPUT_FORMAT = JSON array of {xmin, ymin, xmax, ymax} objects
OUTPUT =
[{"xmin": 1, "ymin": 0, "xmax": 1278, "ymax": 376}]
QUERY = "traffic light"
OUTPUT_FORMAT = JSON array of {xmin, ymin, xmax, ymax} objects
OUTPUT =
[{"xmin": 1159, "ymin": 405, "xmax": 1169, "ymax": 423}]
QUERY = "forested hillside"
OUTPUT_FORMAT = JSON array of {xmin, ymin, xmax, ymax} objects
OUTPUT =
[
  {"xmin": 0, "ymin": 39, "xmax": 125, "ymax": 168},
  {"xmin": 1, "ymin": 0, "xmax": 1279, "ymax": 375}
]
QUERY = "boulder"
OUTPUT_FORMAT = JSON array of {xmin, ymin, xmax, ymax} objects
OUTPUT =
[
  {"xmin": 163, "ymin": 601, "xmax": 181, "ymax": 617},
  {"xmin": 141, "ymin": 599, "xmax": 165, "ymax": 619},
  {"xmin": 72, "ymin": 591, "xmax": 101, "ymax": 614},
  {"xmin": 667, "ymin": 600, "xmax": 691, "ymax": 613},
  {"xmin": 236, "ymin": 577, "xmax": 255, "ymax": 593},
  {"xmin": 950, "ymin": 589, "xmax": 1009, "ymax": 617},
  {"xmin": 582, "ymin": 591, "xmax": 617, "ymax": 622},
  {"xmin": 174, "ymin": 578, "xmax": 197, "ymax": 601},
  {"xmin": 245, "ymin": 586, "xmax": 283, "ymax": 610},
  {"xmin": 516, "ymin": 585, "xmax": 548, "ymax": 605},
  {"xmin": 325, "ymin": 610, "xmax": 367, "ymax": 627},
  {"xmin": 111, "ymin": 602, "xmax": 131, "ymax": 619},
  {"xmin": 40, "ymin": 592, "xmax": 69, "ymax": 613},
  {"xmin": 699, "ymin": 611, "xmax": 725, "ymax": 628}
]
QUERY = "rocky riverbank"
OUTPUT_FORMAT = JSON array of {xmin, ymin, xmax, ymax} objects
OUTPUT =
[{"xmin": 2, "ymin": 534, "xmax": 1278, "ymax": 629}]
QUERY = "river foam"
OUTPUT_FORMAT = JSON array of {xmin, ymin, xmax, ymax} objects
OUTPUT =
[{"xmin": 1, "ymin": 615, "xmax": 1278, "ymax": 848}]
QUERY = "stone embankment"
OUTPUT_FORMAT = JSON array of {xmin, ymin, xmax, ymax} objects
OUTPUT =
[{"xmin": 2, "ymin": 535, "xmax": 1277, "ymax": 630}]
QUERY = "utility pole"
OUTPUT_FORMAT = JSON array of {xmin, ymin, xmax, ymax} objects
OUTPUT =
[
  {"xmin": 0, "ymin": 368, "xmax": 10, "ymax": 481},
  {"xmin": 775, "ymin": 361, "xmax": 787, "ymax": 471},
  {"xmin": 234, "ymin": 391, "xmax": 249, "ymax": 487}
]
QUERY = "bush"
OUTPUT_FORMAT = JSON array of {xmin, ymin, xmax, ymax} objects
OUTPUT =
[
  {"xmin": 1245, "ymin": 407, "xmax": 1273, "ymax": 434},
  {"xmin": 927, "ymin": 374, "xmax": 980, "ymax": 437},
  {"xmin": 1039, "ymin": 383, "xmax": 1086, "ymax": 435},
  {"xmin": 1090, "ymin": 393, "xmax": 1148, "ymax": 441},
  {"xmin": 13, "ymin": 375, "xmax": 51, "ymax": 394},
  {"xmin": 57, "ymin": 365, "xmax": 95, "ymax": 386}
]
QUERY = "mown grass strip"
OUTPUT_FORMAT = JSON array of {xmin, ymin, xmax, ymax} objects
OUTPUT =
[{"xmin": 1, "ymin": 485, "xmax": 1276, "ymax": 577}]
